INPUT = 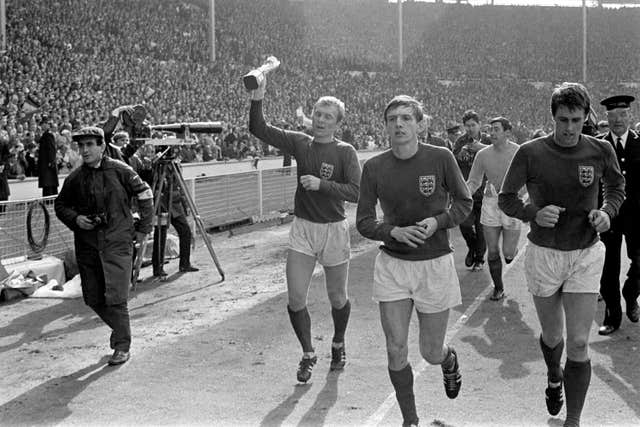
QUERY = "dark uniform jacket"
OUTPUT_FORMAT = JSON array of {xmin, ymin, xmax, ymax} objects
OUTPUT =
[
  {"xmin": 37, "ymin": 130, "xmax": 58, "ymax": 188},
  {"xmin": 156, "ymin": 168, "xmax": 188, "ymax": 219},
  {"xmin": 453, "ymin": 132, "xmax": 491, "ymax": 201},
  {"xmin": 600, "ymin": 129, "xmax": 640, "ymax": 236},
  {"xmin": 0, "ymin": 142, "xmax": 11, "ymax": 200},
  {"xmin": 55, "ymin": 157, "xmax": 153, "ymax": 305}
]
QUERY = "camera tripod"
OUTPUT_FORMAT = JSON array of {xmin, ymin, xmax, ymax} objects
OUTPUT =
[{"xmin": 132, "ymin": 152, "xmax": 225, "ymax": 286}]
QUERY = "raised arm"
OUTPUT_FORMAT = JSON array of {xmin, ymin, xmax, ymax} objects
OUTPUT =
[{"xmin": 248, "ymin": 76, "xmax": 297, "ymax": 154}]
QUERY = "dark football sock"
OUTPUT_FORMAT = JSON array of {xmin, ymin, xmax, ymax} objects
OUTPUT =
[
  {"xmin": 539, "ymin": 335, "xmax": 564, "ymax": 384},
  {"xmin": 389, "ymin": 364, "xmax": 419, "ymax": 426},
  {"xmin": 564, "ymin": 359, "xmax": 591, "ymax": 427},
  {"xmin": 287, "ymin": 306, "xmax": 314, "ymax": 353},
  {"xmin": 331, "ymin": 299, "xmax": 351, "ymax": 344},
  {"xmin": 488, "ymin": 257, "xmax": 504, "ymax": 291}
]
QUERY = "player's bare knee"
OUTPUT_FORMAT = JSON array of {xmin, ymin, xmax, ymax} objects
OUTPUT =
[
  {"xmin": 326, "ymin": 288, "xmax": 347, "ymax": 309},
  {"xmin": 487, "ymin": 253, "xmax": 501, "ymax": 263},
  {"xmin": 287, "ymin": 296, "xmax": 307, "ymax": 312},
  {"xmin": 386, "ymin": 341, "xmax": 409, "ymax": 366},
  {"xmin": 566, "ymin": 336, "xmax": 589, "ymax": 359},
  {"xmin": 419, "ymin": 345, "xmax": 446, "ymax": 365},
  {"xmin": 487, "ymin": 248, "xmax": 501, "ymax": 261}
]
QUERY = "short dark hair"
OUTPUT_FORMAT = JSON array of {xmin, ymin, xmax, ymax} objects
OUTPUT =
[
  {"xmin": 550, "ymin": 82, "xmax": 591, "ymax": 117},
  {"xmin": 383, "ymin": 95, "xmax": 424, "ymax": 123},
  {"xmin": 461, "ymin": 110, "xmax": 480, "ymax": 125},
  {"xmin": 489, "ymin": 116, "xmax": 512, "ymax": 131}
]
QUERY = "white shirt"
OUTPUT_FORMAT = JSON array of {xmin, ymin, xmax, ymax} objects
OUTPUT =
[{"xmin": 612, "ymin": 129, "xmax": 629, "ymax": 149}]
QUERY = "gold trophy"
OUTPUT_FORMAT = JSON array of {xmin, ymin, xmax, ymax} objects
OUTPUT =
[{"xmin": 243, "ymin": 56, "xmax": 280, "ymax": 91}]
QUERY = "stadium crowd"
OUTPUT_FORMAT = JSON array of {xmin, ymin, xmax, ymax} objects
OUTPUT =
[{"xmin": 1, "ymin": 0, "xmax": 639, "ymax": 177}]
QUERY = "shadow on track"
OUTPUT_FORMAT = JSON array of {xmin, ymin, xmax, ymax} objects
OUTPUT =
[{"xmin": 0, "ymin": 356, "xmax": 113, "ymax": 424}]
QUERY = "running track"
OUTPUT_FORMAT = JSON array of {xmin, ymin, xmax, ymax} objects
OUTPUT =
[{"xmin": 0, "ymin": 217, "xmax": 638, "ymax": 426}]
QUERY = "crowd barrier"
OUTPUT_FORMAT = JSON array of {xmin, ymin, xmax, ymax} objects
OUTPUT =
[{"xmin": 0, "ymin": 166, "xmax": 300, "ymax": 265}]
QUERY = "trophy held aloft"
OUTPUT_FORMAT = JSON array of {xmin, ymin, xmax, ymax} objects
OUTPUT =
[{"xmin": 243, "ymin": 56, "xmax": 280, "ymax": 91}]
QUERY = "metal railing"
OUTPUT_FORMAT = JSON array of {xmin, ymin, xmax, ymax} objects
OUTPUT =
[{"xmin": 0, "ymin": 167, "xmax": 299, "ymax": 264}]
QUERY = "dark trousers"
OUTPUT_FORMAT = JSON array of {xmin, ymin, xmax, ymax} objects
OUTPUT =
[
  {"xmin": 42, "ymin": 186, "xmax": 58, "ymax": 197},
  {"xmin": 600, "ymin": 229, "xmax": 640, "ymax": 327},
  {"xmin": 152, "ymin": 214, "xmax": 192, "ymax": 272},
  {"xmin": 90, "ymin": 302, "xmax": 132, "ymax": 351},
  {"xmin": 79, "ymin": 257, "xmax": 131, "ymax": 352},
  {"xmin": 459, "ymin": 201, "xmax": 486, "ymax": 262}
]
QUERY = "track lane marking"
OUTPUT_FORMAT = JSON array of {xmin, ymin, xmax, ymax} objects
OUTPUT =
[{"xmin": 364, "ymin": 241, "xmax": 528, "ymax": 426}]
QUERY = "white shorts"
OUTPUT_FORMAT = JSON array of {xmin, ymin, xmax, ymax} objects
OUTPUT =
[
  {"xmin": 524, "ymin": 241, "xmax": 605, "ymax": 297},
  {"xmin": 288, "ymin": 216, "xmax": 350, "ymax": 267},
  {"xmin": 480, "ymin": 196, "xmax": 522, "ymax": 230},
  {"xmin": 373, "ymin": 251, "xmax": 462, "ymax": 313}
]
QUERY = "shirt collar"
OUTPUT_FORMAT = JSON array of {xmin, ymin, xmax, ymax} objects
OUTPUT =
[{"xmin": 612, "ymin": 129, "xmax": 629, "ymax": 148}]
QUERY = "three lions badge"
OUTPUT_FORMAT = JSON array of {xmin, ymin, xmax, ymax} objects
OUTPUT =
[
  {"xmin": 419, "ymin": 175, "xmax": 436, "ymax": 196},
  {"xmin": 578, "ymin": 165, "xmax": 594, "ymax": 187},
  {"xmin": 320, "ymin": 162, "xmax": 334, "ymax": 180}
]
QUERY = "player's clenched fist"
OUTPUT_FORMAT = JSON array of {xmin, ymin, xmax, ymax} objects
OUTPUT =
[
  {"xmin": 300, "ymin": 174, "xmax": 321, "ymax": 191},
  {"xmin": 535, "ymin": 205, "xmax": 565, "ymax": 228},
  {"xmin": 588, "ymin": 209, "xmax": 610, "ymax": 233}
]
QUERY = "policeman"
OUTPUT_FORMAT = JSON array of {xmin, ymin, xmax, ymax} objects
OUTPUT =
[
  {"xmin": 598, "ymin": 95, "xmax": 640, "ymax": 335},
  {"xmin": 55, "ymin": 126, "xmax": 154, "ymax": 365}
]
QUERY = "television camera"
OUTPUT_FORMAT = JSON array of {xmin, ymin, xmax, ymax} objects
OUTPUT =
[
  {"xmin": 116, "ymin": 105, "xmax": 226, "ymax": 283},
  {"xmin": 117, "ymin": 104, "xmax": 224, "ymax": 160}
]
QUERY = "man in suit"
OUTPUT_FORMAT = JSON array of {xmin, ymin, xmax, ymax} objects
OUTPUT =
[
  {"xmin": 37, "ymin": 115, "xmax": 59, "ymax": 196},
  {"xmin": 453, "ymin": 110, "xmax": 490, "ymax": 271},
  {"xmin": 598, "ymin": 94, "xmax": 640, "ymax": 335}
]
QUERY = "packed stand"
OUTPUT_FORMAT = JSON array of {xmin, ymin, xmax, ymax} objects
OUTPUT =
[{"xmin": 1, "ymin": 0, "xmax": 639, "ymax": 177}]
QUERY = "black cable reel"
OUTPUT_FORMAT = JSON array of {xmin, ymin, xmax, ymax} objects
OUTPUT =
[{"xmin": 26, "ymin": 200, "xmax": 50, "ymax": 258}]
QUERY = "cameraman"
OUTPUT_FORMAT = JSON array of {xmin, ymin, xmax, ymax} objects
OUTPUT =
[
  {"xmin": 151, "ymin": 160, "xmax": 199, "ymax": 278},
  {"xmin": 102, "ymin": 105, "xmax": 148, "ymax": 163},
  {"xmin": 54, "ymin": 126, "xmax": 154, "ymax": 366}
]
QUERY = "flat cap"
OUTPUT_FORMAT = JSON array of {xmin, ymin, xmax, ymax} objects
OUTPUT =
[
  {"xmin": 600, "ymin": 95, "xmax": 635, "ymax": 110},
  {"xmin": 72, "ymin": 126, "xmax": 104, "ymax": 141}
]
